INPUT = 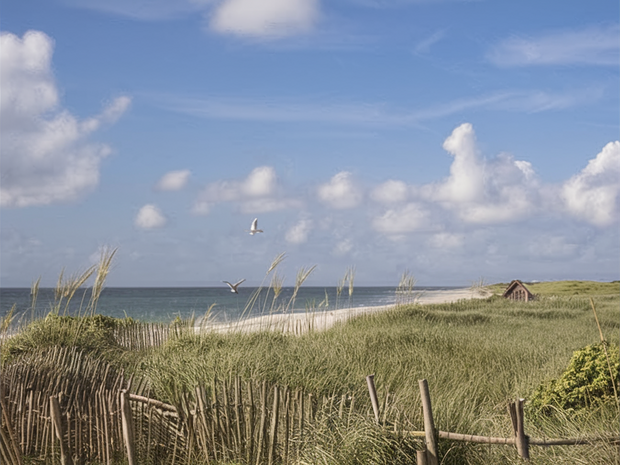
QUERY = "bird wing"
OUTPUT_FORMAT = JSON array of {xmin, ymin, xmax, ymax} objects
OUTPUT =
[
  {"xmin": 234, "ymin": 279, "xmax": 246, "ymax": 287},
  {"xmin": 222, "ymin": 281, "xmax": 234, "ymax": 289},
  {"xmin": 251, "ymin": 218, "xmax": 258, "ymax": 230}
]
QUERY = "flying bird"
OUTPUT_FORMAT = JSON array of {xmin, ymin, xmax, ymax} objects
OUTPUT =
[
  {"xmin": 249, "ymin": 218, "xmax": 263, "ymax": 235},
  {"xmin": 223, "ymin": 279, "xmax": 246, "ymax": 294}
]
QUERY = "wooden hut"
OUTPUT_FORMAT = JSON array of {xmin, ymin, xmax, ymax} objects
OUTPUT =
[{"xmin": 503, "ymin": 280, "xmax": 534, "ymax": 302}]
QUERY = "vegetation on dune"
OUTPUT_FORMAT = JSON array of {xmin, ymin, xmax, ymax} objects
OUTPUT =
[
  {"xmin": 531, "ymin": 342, "xmax": 620, "ymax": 413},
  {"xmin": 488, "ymin": 279, "xmax": 619, "ymax": 297},
  {"xmin": 1, "ymin": 256, "xmax": 619, "ymax": 464}
]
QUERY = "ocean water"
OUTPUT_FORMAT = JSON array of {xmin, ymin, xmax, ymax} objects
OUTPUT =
[{"xmin": 0, "ymin": 286, "xmax": 459, "ymax": 324}]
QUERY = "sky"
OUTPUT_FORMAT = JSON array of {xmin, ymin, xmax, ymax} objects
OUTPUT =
[{"xmin": 1, "ymin": 0, "xmax": 619, "ymax": 288}]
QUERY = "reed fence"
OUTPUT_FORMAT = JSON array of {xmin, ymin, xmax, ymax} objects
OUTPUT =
[
  {"xmin": 113, "ymin": 321, "xmax": 177, "ymax": 351},
  {"xmin": 2, "ymin": 343, "xmax": 618, "ymax": 464},
  {"xmin": 1, "ymin": 346, "xmax": 394, "ymax": 465}
]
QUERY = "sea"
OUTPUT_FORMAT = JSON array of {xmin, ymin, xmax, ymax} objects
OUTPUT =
[{"xmin": 0, "ymin": 286, "xmax": 459, "ymax": 324}]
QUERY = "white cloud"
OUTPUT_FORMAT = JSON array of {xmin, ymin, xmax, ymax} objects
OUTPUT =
[
  {"xmin": 156, "ymin": 170, "xmax": 191, "ymax": 191},
  {"xmin": 135, "ymin": 204, "xmax": 167, "ymax": 229},
  {"xmin": 317, "ymin": 171, "xmax": 363, "ymax": 209},
  {"xmin": 420, "ymin": 123, "xmax": 540, "ymax": 224},
  {"xmin": 285, "ymin": 219, "xmax": 312, "ymax": 244},
  {"xmin": 562, "ymin": 141, "xmax": 620, "ymax": 226},
  {"xmin": 372, "ymin": 203, "xmax": 431, "ymax": 238},
  {"xmin": 333, "ymin": 239, "xmax": 353, "ymax": 256},
  {"xmin": 437, "ymin": 122, "xmax": 485, "ymax": 204},
  {"xmin": 210, "ymin": 0, "xmax": 319, "ymax": 38},
  {"xmin": 243, "ymin": 166, "xmax": 277, "ymax": 197},
  {"xmin": 0, "ymin": 30, "xmax": 130, "ymax": 208},
  {"xmin": 193, "ymin": 166, "xmax": 299, "ymax": 214},
  {"xmin": 371, "ymin": 180, "xmax": 409, "ymax": 204},
  {"xmin": 428, "ymin": 232, "xmax": 464, "ymax": 249},
  {"xmin": 488, "ymin": 24, "xmax": 620, "ymax": 67}
]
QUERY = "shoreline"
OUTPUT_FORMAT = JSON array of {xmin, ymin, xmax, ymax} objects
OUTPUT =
[{"xmin": 200, "ymin": 287, "xmax": 489, "ymax": 334}]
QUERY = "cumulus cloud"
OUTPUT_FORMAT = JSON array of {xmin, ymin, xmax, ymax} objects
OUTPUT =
[
  {"xmin": 156, "ymin": 170, "xmax": 191, "ymax": 191},
  {"xmin": 434, "ymin": 123, "xmax": 485, "ymax": 204},
  {"xmin": 372, "ymin": 203, "xmax": 431, "ymax": 238},
  {"xmin": 420, "ymin": 123, "xmax": 539, "ymax": 224},
  {"xmin": 363, "ymin": 124, "xmax": 617, "ymax": 240},
  {"xmin": 562, "ymin": 141, "xmax": 620, "ymax": 226},
  {"xmin": 210, "ymin": 0, "xmax": 320, "ymax": 38},
  {"xmin": 488, "ymin": 24, "xmax": 620, "ymax": 67},
  {"xmin": 317, "ymin": 171, "xmax": 363, "ymax": 209},
  {"xmin": 371, "ymin": 180, "xmax": 409, "ymax": 204},
  {"xmin": 0, "ymin": 30, "xmax": 130, "ymax": 208},
  {"xmin": 193, "ymin": 166, "xmax": 298, "ymax": 214},
  {"xmin": 285, "ymin": 219, "xmax": 312, "ymax": 244},
  {"xmin": 135, "ymin": 204, "xmax": 167, "ymax": 229},
  {"xmin": 244, "ymin": 166, "xmax": 277, "ymax": 197}
]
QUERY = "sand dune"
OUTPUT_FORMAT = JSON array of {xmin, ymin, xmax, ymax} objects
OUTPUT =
[{"xmin": 199, "ymin": 287, "xmax": 489, "ymax": 335}]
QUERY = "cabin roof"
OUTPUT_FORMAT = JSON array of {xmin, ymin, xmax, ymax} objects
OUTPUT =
[{"xmin": 502, "ymin": 280, "xmax": 533, "ymax": 298}]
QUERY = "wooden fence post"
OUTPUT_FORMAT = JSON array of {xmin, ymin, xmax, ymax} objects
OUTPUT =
[
  {"xmin": 255, "ymin": 381, "xmax": 268, "ymax": 465},
  {"xmin": 366, "ymin": 375, "xmax": 381, "ymax": 425},
  {"xmin": 418, "ymin": 379, "xmax": 438, "ymax": 465},
  {"xmin": 49, "ymin": 396, "xmax": 73, "ymax": 465},
  {"xmin": 120, "ymin": 390, "xmax": 137, "ymax": 465},
  {"xmin": 509, "ymin": 398, "xmax": 530, "ymax": 460},
  {"xmin": 416, "ymin": 449, "xmax": 428, "ymax": 465},
  {"xmin": 268, "ymin": 385, "xmax": 280, "ymax": 465},
  {"xmin": 0, "ymin": 383, "xmax": 23, "ymax": 465}
]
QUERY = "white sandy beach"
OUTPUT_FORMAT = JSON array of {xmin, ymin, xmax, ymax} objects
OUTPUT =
[{"xmin": 199, "ymin": 287, "xmax": 489, "ymax": 335}]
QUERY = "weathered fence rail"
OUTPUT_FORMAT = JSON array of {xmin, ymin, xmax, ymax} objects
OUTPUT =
[
  {"xmin": 1, "ymin": 346, "xmax": 382, "ymax": 464},
  {"xmin": 368, "ymin": 377, "xmax": 620, "ymax": 464},
  {"xmin": 2, "ymin": 345, "xmax": 618, "ymax": 464}
]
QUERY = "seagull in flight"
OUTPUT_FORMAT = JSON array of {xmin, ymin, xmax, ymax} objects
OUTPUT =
[
  {"xmin": 249, "ymin": 218, "xmax": 263, "ymax": 235},
  {"xmin": 223, "ymin": 279, "xmax": 245, "ymax": 294}
]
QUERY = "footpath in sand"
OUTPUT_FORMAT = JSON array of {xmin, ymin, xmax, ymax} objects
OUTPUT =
[{"xmin": 200, "ymin": 287, "xmax": 490, "ymax": 335}]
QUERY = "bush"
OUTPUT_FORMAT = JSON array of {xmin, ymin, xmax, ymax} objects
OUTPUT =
[
  {"xmin": 530, "ymin": 342, "xmax": 620, "ymax": 413},
  {"xmin": 1, "ymin": 314, "xmax": 131, "ymax": 363}
]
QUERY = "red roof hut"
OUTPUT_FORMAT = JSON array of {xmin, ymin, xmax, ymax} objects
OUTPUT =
[{"xmin": 502, "ymin": 280, "xmax": 534, "ymax": 302}]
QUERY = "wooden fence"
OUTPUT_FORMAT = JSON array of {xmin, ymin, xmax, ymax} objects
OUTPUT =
[
  {"xmin": 2, "ymin": 345, "xmax": 618, "ymax": 464},
  {"xmin": 1, "ymin": 346, "xmax": 385, "ymax": 465},
  {"xmin": 364, "ymin": 376, "xmax": 620, "ymax": 464}
]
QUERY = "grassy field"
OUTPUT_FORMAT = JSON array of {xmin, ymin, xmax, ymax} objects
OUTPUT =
[
  {"xmin": 1, "ymin": 276, "xmax": 619, "ymax": 464},
  {"xmin": 488, "ymin": 280, "xmax": 619, "ymax": 297}
]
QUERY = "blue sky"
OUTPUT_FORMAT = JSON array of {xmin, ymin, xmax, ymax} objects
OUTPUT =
[{"xmin": 1, "ymin": 0, "xmax": 618, "ymax": 287}]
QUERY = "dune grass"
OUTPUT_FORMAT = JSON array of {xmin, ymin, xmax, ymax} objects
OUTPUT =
[
  {"xmin": 488, "ymin": 280, "xmax": 619, "ymax": 297},
  {"xmin": 1, "ymin": 259, "xmax": 619, "ymax": 464},
  {"xmin": 87, "ymin": 292, "xmax": 620, "ymax": 463}
]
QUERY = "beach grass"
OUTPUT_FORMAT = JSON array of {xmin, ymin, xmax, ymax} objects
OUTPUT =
[
  {"xmin": 1, "ymin": 270, "xmax": 619, "ymax": 464},
  {"xmin": 488, "ymin": 280, "xmax": 619, "ymax": 297}
]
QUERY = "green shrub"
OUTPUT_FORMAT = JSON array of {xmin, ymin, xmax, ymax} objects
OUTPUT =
[
  {"xmin": 530, "ymin": 342, "xmax": 620, "ymax": 413},
  {"xmin": 1, "ymin": 314, "xmax": 131, "ymax": 363}
]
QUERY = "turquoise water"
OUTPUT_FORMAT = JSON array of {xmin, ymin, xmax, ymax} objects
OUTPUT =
[{"xmin": 0, "ymin": 286, "xmax": 459, "ymax": 323}]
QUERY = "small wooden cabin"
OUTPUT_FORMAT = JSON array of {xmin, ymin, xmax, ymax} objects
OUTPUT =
[{"xmin": 503, "ymin": 280, "xmax": 534, "ymax": 302}]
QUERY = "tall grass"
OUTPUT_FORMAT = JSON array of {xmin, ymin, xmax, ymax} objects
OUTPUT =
[
  {"xmin": 396, "ymin": 270, "xmax": 416, "ymax": 306},
  {"xmin": 138, "ymin": 293, "xmax": 619, "ymax": 464},
  {"xmin": 1, "ymin": 256, "xmax": 618, "ymax": 464}
]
